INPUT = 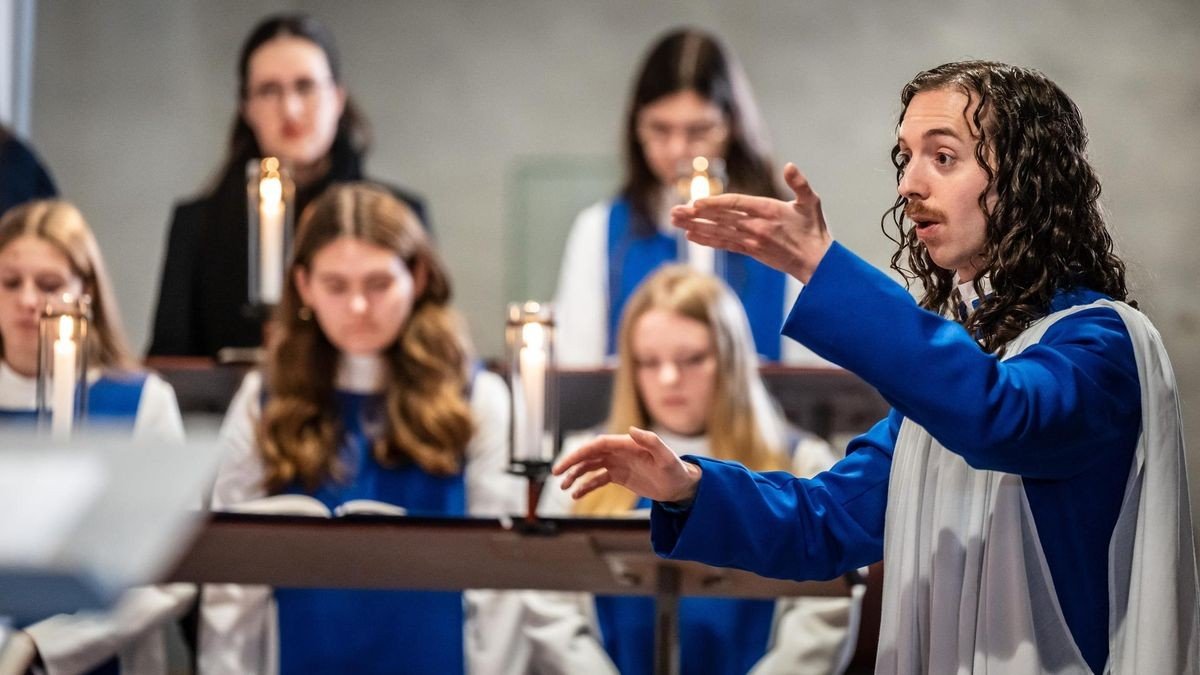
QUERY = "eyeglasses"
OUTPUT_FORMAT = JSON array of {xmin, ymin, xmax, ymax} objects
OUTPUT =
[
  {"xmin": 636, "ymin": 119, "xmax": 729, "ymax": 149},
  {"xmin": 246, "ymin": 77, "xmax": 332, "ymax": 106},
  {"xmin": 633, "ymin": 350, "xmax": 715, "ymax": 376}
]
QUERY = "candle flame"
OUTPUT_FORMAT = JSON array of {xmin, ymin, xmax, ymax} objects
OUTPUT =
[
  {"xmin": 690, "ymin": 174, "xmax": 710, "ymax": 202},
  {"xmin": 522, "ymin": 321, "xmax": 545, "ymax": 351},
  {"xmin": 58, "ymin": 315, "xmax": 74, "ymax": 341},
  {"xmin": 692, "ymin": 156, "xmax": 709, "ymax": 173},
  {"xmin": 260, "ymin": 175, "xmax": 283, "ymax": 210}
]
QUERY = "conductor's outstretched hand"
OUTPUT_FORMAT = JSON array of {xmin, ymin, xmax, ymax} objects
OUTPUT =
[
  {"xmin": 671, "ymin": 163, "xmax": 834, "ymax": 283},
  {"xmin": 553, "ymin": 427, "xmax": 702, "ymax": 504}
]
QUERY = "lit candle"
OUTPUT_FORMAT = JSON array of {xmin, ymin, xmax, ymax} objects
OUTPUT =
[
  {"xmin": 518, "ymin": 321, "xmax": 547, "ymax": 462},
  {"xmin": 51, "ymin": 315, "xmax": 77, "ymax": 441},
  {"xmin": 689, "ymin": 156, "xmax": 711, "ymax": 204},
  {"xmin": 686, "ymin": 156, "xmax": 716, "ymax": 274},
  {"xmin": 258, "ymin": 160, "xmax": 285, "ymax": 305}
]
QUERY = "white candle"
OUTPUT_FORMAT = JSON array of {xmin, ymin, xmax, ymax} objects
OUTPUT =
[
  {"xmin": 259, "ymin": 174, "xmax": 284, "ymax": 305},
  {"xmin": 688, "ymin": 156, "xmax": 711, "ymax": 204},
  {"xmin": 518, "ymin": 322, "xmax": 547, "ymax": 463},
  {"xmin": 51, "ymin": 315, "xmax": 77, "ymax": 441}
]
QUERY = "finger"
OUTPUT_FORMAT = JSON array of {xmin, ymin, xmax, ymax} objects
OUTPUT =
[
  {"xmin": 783, "ymin": 162, "xmax": 817, "ymax": 203},
  {"xmin": 693, "ymin": 193, "xmax": 782, "ymax": 220},
  {"xmin": 558, "ymin": 457, "xmax": 610, "ymax": 490},
  {"xmin": 629, "ymin": 427, "xmax": 672, "ymax": 456},
  {"xmin": 571, "ymin": 469, "xmax": 613, "ymax": 500},
  {"xmin": 685, "ymin": 230, "xmax": 751, "ymax": 256},
  {"xmin": 552, "ymin": 434, "xmax": 631, "ymax": 474}
]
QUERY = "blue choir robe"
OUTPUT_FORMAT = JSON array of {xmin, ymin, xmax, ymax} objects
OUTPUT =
[
  {"xmin": 273, "ymin": 390, "xmax": 467, "ymax": 675},
  {"xmin": 650, "ymin": 243, "xmax": 1200, "ymax": 673}
]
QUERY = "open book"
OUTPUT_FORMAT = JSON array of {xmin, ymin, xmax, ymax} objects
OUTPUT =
[{"xmin": 223, "ymin": 494, "xmax": 408, "ymax": 518}]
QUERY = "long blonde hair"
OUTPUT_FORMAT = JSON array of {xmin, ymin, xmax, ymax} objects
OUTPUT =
[
  {"xmin": 577, "ymin": 265, "xmax": 790, "ymax": 515},
  {"xmin": 258, "ymin": 183, "xmax": 474, "ymax": 493},
  {"xmin": 0, "ymin": 200, "xmax": 138, "ymax": 371}
]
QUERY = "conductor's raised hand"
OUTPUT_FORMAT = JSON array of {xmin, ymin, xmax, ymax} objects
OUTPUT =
[
  {"xmin": 552, "ymin": 427, "xmax": 702, "ymax": 503},
  {"xmin": 670, "ymin": 163, "xmax": 834, "ymax": 283}
]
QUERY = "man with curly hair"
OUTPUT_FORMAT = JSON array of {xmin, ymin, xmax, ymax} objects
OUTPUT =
[{"xmin": 555, "ymin": 61, "xmax": 1199, "ymax": 674}]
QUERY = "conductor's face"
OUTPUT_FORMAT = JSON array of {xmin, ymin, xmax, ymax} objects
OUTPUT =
[
  {"xmin": 294, "ymin": 237, "xmax": 420, "ymax": 357},
  {"xmin": 631, "ymin": 308, "xmax": 718, "ymax": 437},
  {"xmin": 241, "ymin": 36, "xmax": 346, "ymax": 170},
  {"xmin": 896, "ymin": 88, "xmax": 993, "ymax": 281}
]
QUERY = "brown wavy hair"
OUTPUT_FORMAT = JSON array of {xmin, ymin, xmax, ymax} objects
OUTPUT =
[
  {"xmin": 621, "ymin": 28, "xmax": 782, "ymax": 233},
  {"xmin": 0, "ymin": 200, "xmax": 138, "ymax": 371},
  {"xmin": 577, "ymin": 265, "xmax": 789, "ymax": 515},
  {"xmin": 881, "ymin": 60, "xmax": 1132, "ymax": 353},
  {"xmin": 258, "ymin": 183, "xmax": 473, "ymax": 493}
]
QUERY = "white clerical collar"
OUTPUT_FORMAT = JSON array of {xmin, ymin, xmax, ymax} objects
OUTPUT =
[
  {"xmin": 953, "ymin": 274, "xmax": 994, "ymax": 321},
  {"xmin": 336, "ymin": 353, "xmax": 387, "ymax": 394}
]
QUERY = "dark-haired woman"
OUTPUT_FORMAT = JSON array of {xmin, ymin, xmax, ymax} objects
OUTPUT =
[
  {"xmin": 553, "ymin": 28, "xmax": 822, "ymax": 367},
  {"xmin": 148, "ymin": 14, "xmax": 427, "ymax": 358},
  {"xmin": 199, "ymin": 184, "xmax": 518, "ymax": 674}
]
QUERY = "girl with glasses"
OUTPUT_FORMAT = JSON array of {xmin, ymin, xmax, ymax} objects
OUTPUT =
[{"xmin": 554, "ymin": 28, "xmax": 822, "ymax": 367}]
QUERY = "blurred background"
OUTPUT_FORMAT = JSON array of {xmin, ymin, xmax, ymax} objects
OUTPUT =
[{"xmin": 5, "ymin": 0, "xmax": 1198, "ymax": 535}]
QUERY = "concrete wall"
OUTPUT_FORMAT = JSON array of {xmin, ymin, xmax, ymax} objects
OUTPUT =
[{"xmin": 30, "ymin": 0, "xmax": 1200, "ymax": 532}]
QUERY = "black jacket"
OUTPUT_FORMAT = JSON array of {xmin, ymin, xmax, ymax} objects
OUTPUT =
[{"xmin": 147, "ymin": 151, "xmax": 426, "ymax": 357}]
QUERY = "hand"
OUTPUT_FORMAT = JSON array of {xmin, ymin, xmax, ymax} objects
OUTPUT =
[
  {"xmin": 670, "ymin": 163, "xmax": 834, "ymax": 283},
  {"xmin": 552, "ymin": 427, "xmax": 702, "ymax": 503}
]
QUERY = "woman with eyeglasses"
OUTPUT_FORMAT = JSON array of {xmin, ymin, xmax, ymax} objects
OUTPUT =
[
  {"xmin": 148, "ymin": 13, "xmax": 427, "ymax": 358},
  {"xmin": 554, "ymin": 28, "xmax": 819, "ymax": 367},
  {"xmin": 0, "ymin": 200, "xmax": 191, "ymax": 675},
  {"xmin": 530, "ymin": 266, "xmax": 857, "ymax": 675}
]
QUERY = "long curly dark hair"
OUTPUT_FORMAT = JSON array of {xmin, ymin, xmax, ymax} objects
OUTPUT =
[{"xmin": 881, "ymin": 60, "xmax": 1132, "ymax": 353}]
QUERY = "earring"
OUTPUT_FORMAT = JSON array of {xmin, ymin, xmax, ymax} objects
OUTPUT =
[{"xmin": 298, "ymin": 305, "xmax": 314, "ymax": 321}]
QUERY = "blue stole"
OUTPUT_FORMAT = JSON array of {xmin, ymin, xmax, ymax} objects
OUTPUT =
[
  {"xmin": 594, "ymin": 500, "xmax": 774, "ymax": 675},
  {"xmin": 274, "ymin": 390, "xmax": 467, "ymax": 675},
  {"xmin": 0, "ymin": 373, "xmax": 146, "ymax": 431},
  {"xmin": 605, "ymin": 198, "xmax": 786, "ymax": 360}
]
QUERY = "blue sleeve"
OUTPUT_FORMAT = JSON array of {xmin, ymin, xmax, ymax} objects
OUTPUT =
[
  {"xmin": 650, "ymin": 410, "xmax": 901, "ymax": 580},
  {"xmin": 782, "ymin": 242, "xmax": 1139, "ymax": 480}
]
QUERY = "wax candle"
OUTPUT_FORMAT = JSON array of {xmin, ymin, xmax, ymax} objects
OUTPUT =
[
  {"xmin": 51, "ymin": 315, "xmax": 76, "ymax": 441},
  {"xmin": 518, "ymin": 321, "xmax": 547, "ymax": 462},
  {"xmin": 258, "ymin": 171, "xmax": 285, "ymax": 305}
]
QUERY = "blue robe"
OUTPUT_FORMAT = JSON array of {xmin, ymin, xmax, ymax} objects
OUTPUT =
[
  {"xmin": 273, "ymin": 390, "xmax": 467, "ymax": 675},
  {"xmin": 606, "ymin": 198, "xmax": 786, "ymax": 360},
  {"xmin": 0, "ymin": 372, "xmax": 147, "ymax": 432},
  {"xmin": 650, "ymin": 243, "xmax": 1139, "ymax": 674}
]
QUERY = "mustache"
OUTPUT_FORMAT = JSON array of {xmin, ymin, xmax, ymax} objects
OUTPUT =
[{"xmin": 904, "ymin": 201, "xmax": 947, "ymax": 224}]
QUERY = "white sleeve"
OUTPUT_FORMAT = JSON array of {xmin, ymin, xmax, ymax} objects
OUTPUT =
[
  {"xmin": 198, "ymin": 371, "xmax": 276, "ymax": 675},
  {"xmin": 463, "ymin": 370, "xmax": 524, "ymax": 518},
  {"xmin": 132, "ymin": 373, "xmax": 186, "ymax": 442},
  {"xmin": 24, "ymin": 584, "xmax": 196, "ymax": 675},
  {"xmin": 553, "ymin": 202, "xmax": 611, "ymax": 368},
  {"xmin": 209, "ymin": 372, "xmax": 269, "ymax": 511},
  {"xmin": 748, "ymin": 431, "xmax": 858, "ymax": 675}
]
